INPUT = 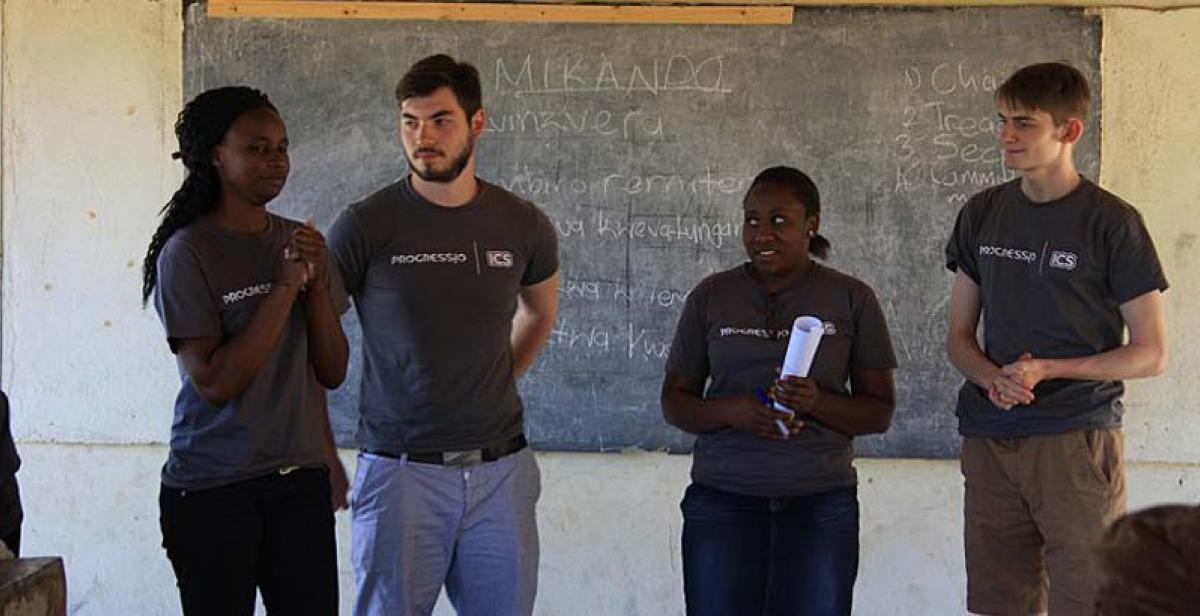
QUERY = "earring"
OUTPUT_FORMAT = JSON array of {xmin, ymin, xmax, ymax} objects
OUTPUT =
[{"xmin": 808, "ymin": 230, "xmax": 815, "ymax": 238}]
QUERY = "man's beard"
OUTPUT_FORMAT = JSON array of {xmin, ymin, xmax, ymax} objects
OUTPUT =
[{"xmin": 408, "ymin": 138, "xmax": 473, "ymax": 183}]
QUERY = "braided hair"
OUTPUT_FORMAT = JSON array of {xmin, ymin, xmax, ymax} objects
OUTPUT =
[{"xmin": 140, "ymin": 86, "xmax": 277, "ymax": 305}]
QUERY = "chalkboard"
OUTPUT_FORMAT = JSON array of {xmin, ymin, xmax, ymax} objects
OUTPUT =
[{"xmin": 185, "ymin": 6, "xmax": 1101, "ymax": 457}]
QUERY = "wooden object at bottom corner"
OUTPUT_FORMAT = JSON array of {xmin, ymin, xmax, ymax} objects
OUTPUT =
[{"xmin": 0, "ymin": 558, "xmax": 66, "ymax": 616}]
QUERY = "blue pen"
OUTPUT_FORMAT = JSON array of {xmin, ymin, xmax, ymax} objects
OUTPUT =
[{"xmin": 755, "ymin": 388, "xmax": 791, "ymax": 438}]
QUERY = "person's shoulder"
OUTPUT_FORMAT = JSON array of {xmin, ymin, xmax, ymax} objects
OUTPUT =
[
  {"xmin": 160, "ymin": 222, "xmax": 209, "ymax": 262},
  {"xmin": 346, "ymin": 179, "xmax": 408, "ymax": 220},
  {"xmin": 696, "ymin": 265, "xmax": 749, "ymax": 294},
  {"xmin": 950, "ymin": 179, "xmax": 1022, "ymax": 241},
  {"xmin": 965, "ymin": 177, "xmax": 1021, "ymax": 212},
  {"xmin": 479, "ymin": 180, "xmax": 541, "ymax": 215},
  {"xmin": 478, "ymin": 180, "xmax": 554, "ymax": 236},
  {"xmin": 812, "ymin": 262, "xmax": 877, "ymax": 298},
  {"xmin": 1084, "ymin": 180, "xmax": 1144, "ymax": 222}
]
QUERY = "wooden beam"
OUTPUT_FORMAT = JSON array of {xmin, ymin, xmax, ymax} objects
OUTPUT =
[
  {"xmin": 208, "ymin": 1, "xmax": 795, "ymax": 24},
  {"xmin": 209, "ymin": 0, "xmax": 1200, "ymax": 15}
]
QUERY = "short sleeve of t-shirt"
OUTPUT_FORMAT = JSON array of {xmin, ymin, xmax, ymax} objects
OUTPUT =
[
  {"xmin": 665, "ymin": 278, "xmax": 711, "ymax": 380},
  {"xmin": 850, "ymin": 284, "xmax": 899, "ymax": 371},
  {"xmin": 521, "ymin": 207, "xmax": 559, "ymax": 286},
  {"xmin": 328, "ymin": 207, "xmax": 372, "ymax": 298},
  {"xmin": 155, "ymin": 237, "xmax": 222, "ymax": 351},
  {"xmin": 945, "ymin": 198, "xmax": 982, "ymax": 283},
  {"xmin": 1106, "ymin": 206, "xmax": 1169, "ymax": 304}
]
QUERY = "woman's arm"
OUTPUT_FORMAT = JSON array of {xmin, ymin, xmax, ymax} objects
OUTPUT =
[
  {"xmin": 304, "ymin": 284, "xmax": 350, "ymax": 389},
  {"xmin": 773, "ymin": 367, "xmax": 895, "ymax": 436},
  {"xmin": 175, "ymin": 259, "xmax": 308, "ymax": 407},
  {"xmin": 291, "ymin": 223, "xmax": 349, "ymax": 388},
  {"xmin": 662, "ymin": 373, "xmax": 801, "ymax": 439},
  {"xmin": 315, "ymin": 388, "xmax": 349, "ymax": 511}
]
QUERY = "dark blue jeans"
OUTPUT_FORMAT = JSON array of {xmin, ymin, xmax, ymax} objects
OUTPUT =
[{"xmin": 681, "ymin": 483, "xmax": 859, "ymax": 616}]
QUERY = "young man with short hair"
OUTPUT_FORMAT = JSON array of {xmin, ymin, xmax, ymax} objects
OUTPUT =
[
  {"xmin": 329, "ymin": 54, "xmax": 560, "ymax": 616},
  {"xmin": 944, "ymin": 62, "xmax": 1168, "ymax": 615}
]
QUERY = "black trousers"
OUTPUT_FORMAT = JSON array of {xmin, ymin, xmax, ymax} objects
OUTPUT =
[
  {"xmin": 2, "ymin": 527, "xmax": 19, "ymax": 557},
  {"xmin": 159, "ymin": 468, "xmax": 337, "ymax": 616}
]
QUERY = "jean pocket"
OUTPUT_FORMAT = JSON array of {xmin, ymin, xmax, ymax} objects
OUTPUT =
[
  {"xmin": 349, "ymin": 453, "xmax": 372, "ymax": 512},
  {"xmin": 516, "ymin": 449, "xmax": 541, "ymax": 504},
  {"xmin": 680, "ymin": 483, "xmax": 710, "ymax": 515},
  {"xmin": 680, "ymin": 483, "xmax": 759, "ymax": 524},
  {"xmin": 803, "ymin": 487, "xmax": 860, "ymax": 531},
  {"xmin": 158, "ymin": 486, "xmax": 180, "ymax": 551},
  {"xmin": 680, "ymin": 483, "xmax": 714, "ymax": 519},
  {"xmin": 1077, "ymin": 429, "xmax": 1122, "ymax": 489},
  {"xmin": 350, "ymin": 452, "xmax": 399, "ymax": 514}
]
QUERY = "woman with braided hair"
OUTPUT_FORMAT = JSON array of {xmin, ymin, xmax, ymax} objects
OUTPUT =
[{"xmin": 143, "ymin": 86, "xmax": 348, "ymax": 615}]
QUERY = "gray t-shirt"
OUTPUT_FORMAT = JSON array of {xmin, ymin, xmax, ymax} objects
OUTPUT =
[
  {"xmin": 328, "ymin": 177, "xmax": 559, "ymax": 452},
  {"xmin": 666, "ymin": 263, "xmax": 897, "ymax": 498},
  {"xmin": 154, "ymin": 213, "xmax": 349, "ymax": 490},
  {"xmin": 945, "ymin": 177, "xmax": 1168, "ymax": 438}
]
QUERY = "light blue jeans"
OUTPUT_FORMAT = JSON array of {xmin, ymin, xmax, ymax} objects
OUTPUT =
[{"xmin": 351, "ymin": 447, "xmax": 540, "ymax": 616}]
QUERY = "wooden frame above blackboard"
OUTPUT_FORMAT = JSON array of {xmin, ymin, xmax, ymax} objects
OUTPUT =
[
  {"xmin": 208, "ymin": 0, "xmax": 795, "ymax": 24},
  {"xmin": 206, "ymin": 0, "xmax": 1200, "ymax": 19}
]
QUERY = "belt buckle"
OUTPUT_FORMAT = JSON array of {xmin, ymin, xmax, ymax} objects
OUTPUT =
[{"xmin": 442, "ymin": 450, "xmax": 483, "ymax": 467}]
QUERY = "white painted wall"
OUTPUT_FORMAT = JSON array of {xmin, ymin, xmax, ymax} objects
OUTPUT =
[
  {"xmin": 2, "ymin": 0, "xmax": 181, "ymax": 445},
  {"xmin": 1100, "ymin": 9, "xmax": 1200, "ymax": 464},
  {"xmin": 2, "ymin": 2, "xmax": 1197, "ymax": 614}
]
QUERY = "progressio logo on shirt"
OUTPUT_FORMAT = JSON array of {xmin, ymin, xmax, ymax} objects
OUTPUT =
[
  {"xmin": 718, "ymin": 326, "xmax": 790, "ymax": 340},
  {"xmin": 390, "ymin": 252, "xmax": 468, "ymax": 266},
  {"xmin": 978, "ymin": 244, "xmax": 1037, "ymax": 263},
  {"xmin": 222, "ymin": 283, "xmax": 273, "ymax": 306}
]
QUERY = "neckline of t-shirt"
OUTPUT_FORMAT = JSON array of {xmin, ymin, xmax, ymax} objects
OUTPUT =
[
  {"xmin": 1014, "ymin": 174, "xmax": 1093, "ymax": 208},
  {"xmin": 195, "ymin": 211, "xmax": 279, "ymax": 241},
  {"xmin": 402, "ymin": 175, "xmax": 489, "ymax": 214},
  {"xmin": 739, "ymin": 259, "xmax": 823, "ymax": 298}
]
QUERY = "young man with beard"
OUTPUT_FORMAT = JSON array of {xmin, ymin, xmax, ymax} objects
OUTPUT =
[
  {"xmin": 329, "ymin": 55, "xmax": 560, "ymax": 616},
  {"xmin": 944, "ymin": 62, "xmax": 1169, "ymax": 615}
]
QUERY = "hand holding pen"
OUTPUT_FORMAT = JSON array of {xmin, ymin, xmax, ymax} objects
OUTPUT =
[{"xmin": 756, "ymin": 387, "xmax": 805, "ymax": 439}]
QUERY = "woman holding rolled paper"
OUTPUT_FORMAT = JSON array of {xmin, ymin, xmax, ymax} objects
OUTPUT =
[{"xmin": 661, "ymin": 166, "xmax": 897, "ymax": 616}]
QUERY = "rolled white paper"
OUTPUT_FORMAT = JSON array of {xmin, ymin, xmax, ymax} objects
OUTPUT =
[{"xmin": 775, "ymin": 315, "xmax": 825, "ymax": 413}]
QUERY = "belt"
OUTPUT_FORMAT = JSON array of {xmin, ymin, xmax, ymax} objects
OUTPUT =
[{"xmin": 366, "ymin": 434, "xmax": 527, "ymax": 467}]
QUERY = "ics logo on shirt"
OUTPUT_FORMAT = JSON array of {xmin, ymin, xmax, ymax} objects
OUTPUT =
[
  {"xmin": 486, "ymin": 250, "xmax": 514, "ymax": 269},
  {"xmin": 1049, "ymin": 251, "xmax": 1078, "ymax": 271}
]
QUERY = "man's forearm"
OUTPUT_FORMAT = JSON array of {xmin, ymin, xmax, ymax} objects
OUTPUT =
[
  {"xmin": 1032, "ymin": 342, "xmax": 1167, "ymax": 382},
  {"xmin": 947, "ymin": 331, "xmax": 1001, "ymax": 389},
  {"xmin": 510, "ymin": 274, "xmax": 559, "ymax": 378},
  {"xmin": 511, "ymin": 313, "xmax": 553, "ymax": 378}
]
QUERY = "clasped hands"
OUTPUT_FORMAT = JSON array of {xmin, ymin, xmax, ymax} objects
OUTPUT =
[
  {"xmin": 733, "ymin": 373, "xmax": 818, "ymax": 440},
  {"xmin": 280, "ymin": 221, "xmax": 328, "ymax": 292},
  {"xmin": 989, "ymin": 352, "xmax": 1048, "ymax": 411}
]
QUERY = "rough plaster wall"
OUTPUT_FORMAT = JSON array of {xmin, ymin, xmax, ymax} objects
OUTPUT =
[
  {"xmin": 1, "ymin": 0, "xmax": 181, "ymax": 444},
  {"xmin": 2, "ymin": 1, "xmax": 1198, "ymax": 615},
  {"xmin": 16, "ymin": 446, "xmax": 1200, "ymax": 615},
  {"xmin": 1100, "ymin": 9, "xmax": 1200, "ymax": 465}
]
